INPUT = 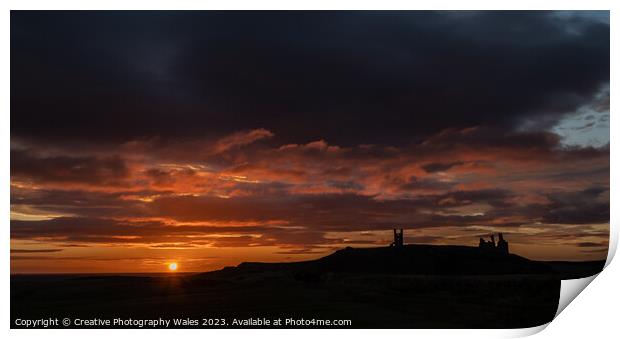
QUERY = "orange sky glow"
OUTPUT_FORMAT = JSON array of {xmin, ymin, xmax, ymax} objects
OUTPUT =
[{"xmin": 10, "ymin": 128, "xmax": 609, "ymax": 273}]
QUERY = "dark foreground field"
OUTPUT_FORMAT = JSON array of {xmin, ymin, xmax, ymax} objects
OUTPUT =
[{"xmin": 11, "ymin": 245, "xmax": 605, "ymax": 329}]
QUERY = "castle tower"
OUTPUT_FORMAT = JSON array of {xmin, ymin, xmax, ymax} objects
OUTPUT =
[
  {"xmin": 391, "ymin": 228, "xmax": 404, "ymax": 247},
  {"xmin": 497, "ymin": 233, "xmax": 509, "ymax": 255}
]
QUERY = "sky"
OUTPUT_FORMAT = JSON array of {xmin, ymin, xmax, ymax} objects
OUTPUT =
[{"xmin": 10, "ymin": 11, "xmax": 609, "ymax": 273}]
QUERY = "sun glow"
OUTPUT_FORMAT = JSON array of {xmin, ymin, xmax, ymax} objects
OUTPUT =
[{"xmin": 168, "ymin": 262, "xmax": 178, "ymax": 272}]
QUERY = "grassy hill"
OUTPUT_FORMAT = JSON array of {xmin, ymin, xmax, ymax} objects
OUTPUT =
[{"xmin": 11, "ymin": 245, "xmax": 604, "ymax": 329}]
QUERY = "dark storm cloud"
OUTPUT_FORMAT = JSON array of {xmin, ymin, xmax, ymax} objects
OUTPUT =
[
  {"xmin": 115, "ymin": 189, "xmax": 516, "ymax": 229},
  {"xmin": 326, "ymin": 180, "xmax": 365, "ymax": 191},
  {"xmin": 11, "ymin": 149, "xmax": 129, "ymax": 185},
  {"xmin": 421, "ymin": 161, "xmax": 464, "ymax": 173},
  {"xmin": 11, "ymin": 11, "xmax": 609, "ymax": 146},
  {"xmin": 10, "ymin": 187, "xmax": 168, "ymax": 218},
  {"xmin": 12, "ymin": 183, "xmax": 607, "ymax": 233},
  {"xmin": 10, "ymin": 187, "xmax": 514, "ymax": 234},
  {"xmin": 541, "ymin": 187, "xmax": 609, "ymax": 224},
  {"xmin": 144, "ymin": 167, "xmax": 196, "ymax": 186},
  {"xmin": 396, "ymin": 176, "xmax": 455, "ymax": 192},
  {"xmin": 10, "ymin": 217, "xmax": 342, "ymax": 248},
  {"xmin": 11, "ymin": 249, "xmax": 63, "ymax": 253},
  {"xmin": 435, "ymin": 189, "xmax": 515, "ymax": 208},
  {"xmin": 10, "ymin": 217, "xmax": 268, "ymax": 240},
  {"xmin": 11, "ymin": 183, "xmax": 609, "ymax": 248},
  {"xmin": 576, "ymin": 242, "xmax": 607, "ymax": 248}
]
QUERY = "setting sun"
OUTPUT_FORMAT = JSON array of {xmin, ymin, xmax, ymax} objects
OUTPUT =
[{"xmin": 168, "ymin": 262, "xmax": 178, "ymax": 272}]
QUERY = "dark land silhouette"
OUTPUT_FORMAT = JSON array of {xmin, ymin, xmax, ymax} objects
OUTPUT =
[{"xmin": 11, "ymin": 232, "xmax": 606, "ymax": 329}]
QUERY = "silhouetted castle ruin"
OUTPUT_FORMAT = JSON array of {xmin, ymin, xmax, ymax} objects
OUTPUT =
[
  {"xmin": 479, "ymin": 233, "xmax": 509, "ymax": 255},
  {"xmin": 389, "ymin": 229, "xmax": 508, "ymax": 255}
]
